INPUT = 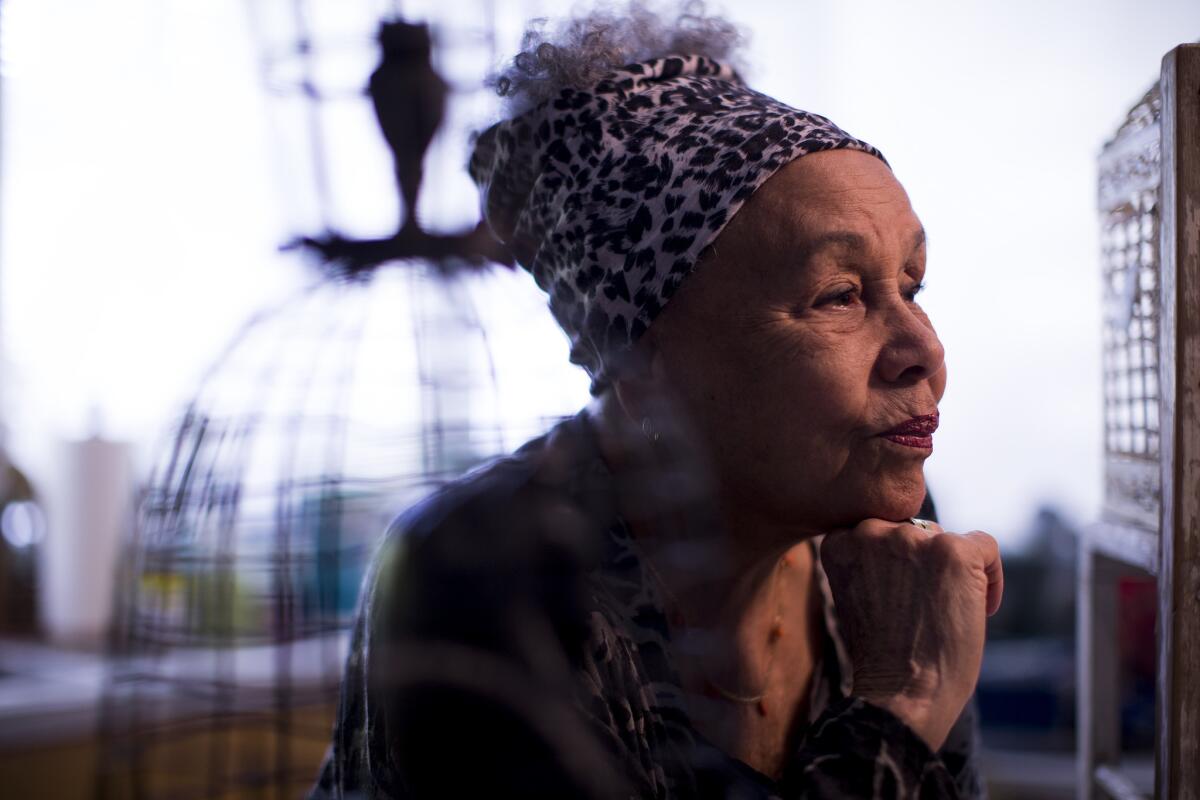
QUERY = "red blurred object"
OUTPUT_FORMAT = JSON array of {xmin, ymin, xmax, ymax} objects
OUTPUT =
[{"xmin": 1117, "ymin": 576, "xmax": 1156, "ymax": 690}]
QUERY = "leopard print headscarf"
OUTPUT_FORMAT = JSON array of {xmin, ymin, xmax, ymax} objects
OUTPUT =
[{"xmin": 468, "ymin": 54, "xmax": 886, "ymax": 392}]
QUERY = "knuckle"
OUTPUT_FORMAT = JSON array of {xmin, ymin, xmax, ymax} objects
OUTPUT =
[
  {"xmin": 973, "ymin": 530, "xmax": 998, "ymax": 550},
  {"xmin": 965, "ymin": 530, "xmax": 999, "ymax": 560},
  {"xmin": 822, "ymin": 519, "xmax": 897, "ymax": 565},
  {"xmin": 925, "ymin": 531, "xmax": 961, "ymax": 563},
  {"xmin": 894, "ymin": 523, "xmax": 928, "ymax": 546},
  {"xmin": 854, "ymin": 518, "xmax": 894, "ymax": 538}
]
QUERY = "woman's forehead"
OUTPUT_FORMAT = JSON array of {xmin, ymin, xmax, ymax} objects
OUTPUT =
[
  {"xmin": 796, "ymin": 228, "xmax": 927, "ymax": 266},
  {"xmin": 738, "ymin": 153, "xmax": 925, "ymax": 260}
]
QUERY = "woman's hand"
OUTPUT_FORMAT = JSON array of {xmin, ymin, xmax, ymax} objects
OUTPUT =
[{"xmin": 819, "ymin": 519, "xmax": 1003, "ymax": 752}]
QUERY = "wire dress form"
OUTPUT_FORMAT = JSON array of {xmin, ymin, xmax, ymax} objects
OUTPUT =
[{"xmin": 95, "ymin": 3, "xmax": 576, "ymax": 797}]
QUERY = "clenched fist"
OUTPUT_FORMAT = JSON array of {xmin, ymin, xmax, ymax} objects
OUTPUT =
[{"xmin": 820, "ymin": 519, "xmax": 1004, "ymax": 751}]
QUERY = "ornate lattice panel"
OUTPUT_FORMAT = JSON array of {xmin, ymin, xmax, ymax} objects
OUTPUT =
[{"xmin": 1098, "ymin": 86, "xmax": 1163, "ymax": 534}]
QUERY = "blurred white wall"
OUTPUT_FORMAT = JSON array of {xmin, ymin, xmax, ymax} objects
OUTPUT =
[
  {"xmin": 2, "ymin": 0, "xmax": 1199, "ymax": 550},
  {"xmin": 0, "ymin": 0, "xmax": 305, "ymax": 478}
]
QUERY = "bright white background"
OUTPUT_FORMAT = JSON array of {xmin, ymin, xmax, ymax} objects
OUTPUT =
[{"xmin": 3, "ymin": 0, "xmax": 1199, "ymax": 549}]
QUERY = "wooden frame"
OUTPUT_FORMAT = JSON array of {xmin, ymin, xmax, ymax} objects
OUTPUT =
[
  {"xmin": 1081, "ymin": 43, "xmax": 1199, "ymax": 800},
  {"xmin": 1155, "ymin": 42, "xmax": 1200, "ymax": 800}
]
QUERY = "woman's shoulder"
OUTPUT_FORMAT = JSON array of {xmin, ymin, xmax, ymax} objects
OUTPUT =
[
  {"xmin": 365, "ymin": 413, "xmax": 608, "ymax": 637},
  {"xmin": 389, "ymin": 440, "xmax": 544, "ymax": 540},
  {"xmin": 320, "ymin": 412, "xmax": 641, "ymax": 800},
  {"xmin": 382, "ymin": 413, "xmax": 605, "ymax": 561},
  {"xmin": 387, "ymin": 413, "xmax": 588, "ymax": 525}
]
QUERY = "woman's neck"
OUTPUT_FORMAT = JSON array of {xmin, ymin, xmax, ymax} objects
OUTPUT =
[
  {"xmin": 586, "ymin": 393, "xmax": 823, "ymax": 614},
  {"xmin": 587, "ymin": 395, "xmax": 825, "ymax": 777},
  {"xmin": 653, "ymin": 529, "xmax": 823, "ymax": 779}
]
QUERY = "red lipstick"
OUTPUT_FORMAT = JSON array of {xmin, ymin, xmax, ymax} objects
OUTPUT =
[{"xmin": 879, "ymin": 413, "xmax": 939, "ymax": 450}]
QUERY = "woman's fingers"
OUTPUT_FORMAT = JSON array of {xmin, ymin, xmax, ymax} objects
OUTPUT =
[
  {"xmin": 900, "ymin": 523, "xmax": 1001, "ymax": 617},
  {"xmin": 825, "ymin": 522, "xmax": 1001, "ymax": 618},
  {"xmin": 907, "ymin": 517, "xmax": 943, "ymax": 535},
  {"xmin": 820, "ymin": 517, "xmax": 1000, "ymax": 751},
  {"xmin": 961, "ymin": 531, "xmax": 1004, "ymax": 616}
]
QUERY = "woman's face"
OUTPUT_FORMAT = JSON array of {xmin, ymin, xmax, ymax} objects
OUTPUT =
[{"xmin": 636, "ymin": 149, "xmax": 946, "ymax": 533}]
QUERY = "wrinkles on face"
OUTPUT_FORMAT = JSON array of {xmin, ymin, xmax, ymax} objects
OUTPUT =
[{"xmin": 644, "ymin": 149, "xmax": 947, "ymax": 535}]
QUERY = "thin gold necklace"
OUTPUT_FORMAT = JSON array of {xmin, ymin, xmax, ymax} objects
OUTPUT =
[{"xmin": 645, "ymin": 551, "xmax": 793, "ymax": 716}]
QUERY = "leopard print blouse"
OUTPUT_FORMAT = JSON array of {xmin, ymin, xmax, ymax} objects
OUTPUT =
[{"xmin": 309, "ymin": 413, "xmax": 985, "ymax": 799}]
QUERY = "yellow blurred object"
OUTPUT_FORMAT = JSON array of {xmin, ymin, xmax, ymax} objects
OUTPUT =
[{"xmin": 0, "ymin": 702, "xmax": 335, "ymax": 800}]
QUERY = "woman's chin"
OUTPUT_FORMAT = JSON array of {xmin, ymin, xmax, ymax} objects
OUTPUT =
[{"xmin": 840, "ymin": 478, "xmax": 927, "ymax": 526}]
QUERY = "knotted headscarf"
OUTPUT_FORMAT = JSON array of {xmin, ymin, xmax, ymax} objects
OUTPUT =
[{"xmin": 468, "ymin": 54, "xmax": 886, "ymax": 392}]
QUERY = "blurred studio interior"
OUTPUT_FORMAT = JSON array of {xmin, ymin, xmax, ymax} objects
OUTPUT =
[{"xmin": 1, "ymin": 0, "xmax": 1198, "ymax": 798}]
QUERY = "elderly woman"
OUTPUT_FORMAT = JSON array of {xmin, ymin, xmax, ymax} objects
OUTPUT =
[{"xmin": 312, "ymin": 6, "xmax": 1002, "ymax": 799}]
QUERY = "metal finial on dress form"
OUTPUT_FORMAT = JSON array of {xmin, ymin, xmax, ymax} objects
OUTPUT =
[{"xmin": 287, "ymin": 19, "xmax": 512, "ymax": 275}]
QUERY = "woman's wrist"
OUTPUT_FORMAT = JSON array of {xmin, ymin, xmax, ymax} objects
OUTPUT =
[{"xmin": 855, "ymin": 692, "xmax": 947, "ymax": 752}]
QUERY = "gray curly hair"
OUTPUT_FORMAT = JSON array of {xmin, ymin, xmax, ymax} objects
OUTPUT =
[{"xmin": 489, "ymin": 1, "xmax": 745, "ymax": 115}]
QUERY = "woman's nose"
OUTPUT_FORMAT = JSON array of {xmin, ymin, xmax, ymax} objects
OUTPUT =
[{"xmin": 876, "ymin": 304, "xmax": 945, "ymax": 385}]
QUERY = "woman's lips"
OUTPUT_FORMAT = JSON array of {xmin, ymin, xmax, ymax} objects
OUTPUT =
[{"xmin": 878, "ymin": 413, "xmax": 939, "ymax": 450}]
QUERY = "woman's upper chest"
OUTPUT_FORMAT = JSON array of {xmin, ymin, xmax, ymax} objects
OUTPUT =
[
  {"xmin": 586, "ymin": 525, "xmax": 846, "ymax": 785},
  {"xmin": 674, "ymin": 567, "xmax": 827, "ymax": 780}
]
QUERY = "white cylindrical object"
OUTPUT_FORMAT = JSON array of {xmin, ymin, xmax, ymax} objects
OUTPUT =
[{"xmin": 39, "ymin": 437, "xmax": 133, "ymax": 647}]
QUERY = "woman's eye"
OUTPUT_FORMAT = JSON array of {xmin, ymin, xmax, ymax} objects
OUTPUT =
[
  {"xmin": 817, "ymin": 287, "xmax": 860, "ymax": 308},
  {"xmin": 903, "ymin": 281, "xmax": 927, "ymax": 302}
]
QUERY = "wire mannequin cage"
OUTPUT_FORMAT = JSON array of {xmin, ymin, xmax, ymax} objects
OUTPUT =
[
  {"xmin": 95, "ymin": 1, "xmax": 579, "ymax": 797},
  {"xmin": 1097, "ymin": 83, "xmax": 1164, "ymax": 554}
]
